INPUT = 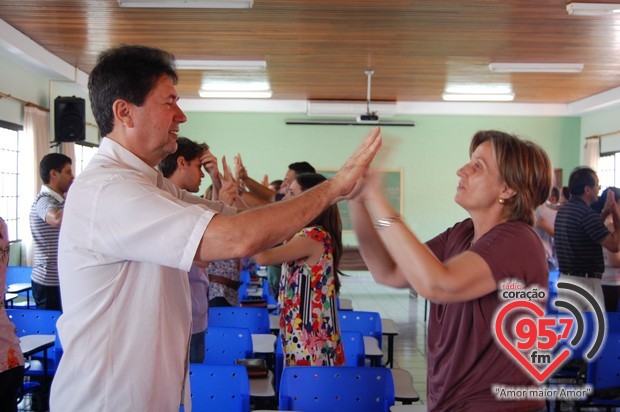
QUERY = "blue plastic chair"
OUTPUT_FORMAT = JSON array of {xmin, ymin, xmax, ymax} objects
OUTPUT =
[
  {"xmin": 6, "ymin": 308, "xmax": 60, "ymax": 337},
  {"xmin": 342, "ymin": 330, "xmax": 366, "ymax": 367},
  {"xmin": 274, "ymin": 330, "xmax": 364, "ymax": 392},
  {"xmin": 203, "ymin": 326, "xmax": 253, "ymax": 364},
  {"xmin": 188, "ymin": 363, "xmax": 251, "ymax": 412},
  {"xmin": 278, "ymin": 366, "xmax": 395, "ymax": 412},
  {"xmin": 339, "ymin": 310, "xmax": 383, "ymax": 349},
  {"xmin": 5, "ymin": 266, "xmax": 33, "ymax": 284},
  {"xmin": 6, "ymin": 309, "xmax": 63, "ymax": 376},
  {"xmin": 551, "ymin": 311, "xmax": 599, "ymax": 383},
  {"xmin": 5, "ymin": 266, "xmax": 35, "ymax": 308},
  {"xmin": 607, "ymin": 311, "xmax": 619, "ymax": 334},
  {"xmin": 576, "ymin": 332, "xmax": 620, "ymax": 410},
  {"xmin": 208, "ymin": 306, "xmax": 271, "ymax": 334}
]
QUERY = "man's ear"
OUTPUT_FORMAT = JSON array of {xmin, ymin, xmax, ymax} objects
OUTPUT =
[
  {"xmin": 177, "ymin": 156, "xmax": 187, "ymax": 169},
  {"xmin": 49, "ymin": 169, "xmax": 59, "ymax": 182},
  {"xmin": 113, "ymin": 99, "xmax": 133, "ymax": 128}
]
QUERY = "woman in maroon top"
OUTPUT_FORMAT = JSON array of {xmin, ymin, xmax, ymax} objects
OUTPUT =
[{"xmin": 350, "ymin": 130, "xmax": 552, "ymax": 411}]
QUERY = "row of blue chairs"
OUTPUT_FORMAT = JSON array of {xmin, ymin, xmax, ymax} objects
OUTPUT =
[
  {"xmin": 188, "ymin": 364, "xmax": 395, "ymax": 412},
  {"xmin": 5, "ymin": 265, "xmax": 36, "ymax": 308},
  {"xmin": 208, "ymin": 306, "xmax": 382, "ymax": 344}
]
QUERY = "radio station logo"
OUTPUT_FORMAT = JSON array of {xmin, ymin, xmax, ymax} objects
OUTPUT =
[{"xmin": 491, "ymin": 277, "xmax": 607, "ymax": 401}]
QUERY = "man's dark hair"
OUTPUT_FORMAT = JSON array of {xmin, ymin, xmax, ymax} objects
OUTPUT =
[
  {"xmin": 550, "ymin": 187, "xmax": 560, "ymax": 200},
  {"xmin": 561, "ymin": 186, "xmax": 571, "ymax": 201},
  {"xmin": 40, "ymin": 153, "xmax": 72, "ymax": 184},
  {"xmin": 288, "ymin": 161, "xmax": 315, "ymax": 175},
  {"xmin": 88, "ymin": 45, "xmax": 178, "ymax": 137},
  {"xmin": 158, "ymin": 137, "xmax": 208, "ymax": 178},
  {"xmin": 568, "ymin": 166, "xmax": 597, "ymax": 196}
]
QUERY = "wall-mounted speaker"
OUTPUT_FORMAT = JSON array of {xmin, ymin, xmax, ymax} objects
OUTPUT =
[{"xmin": 54, "ymin": 96, "xmax": 85, "ymax": 142}]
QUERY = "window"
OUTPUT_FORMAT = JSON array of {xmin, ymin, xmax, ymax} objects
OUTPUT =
[
  {"xmin": 598, "ymin": 152, "xmax": 620, "ymax": 191},
  {"xmin": 74, "ymin": 141, "xmax": 99, "ymax": 175},
  {"xmin": 0, "ymin": 121, "xmax": 23, "ymax": 240}
]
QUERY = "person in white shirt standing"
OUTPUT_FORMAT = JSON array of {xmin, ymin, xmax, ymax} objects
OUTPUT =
[
  {"xmin": 535, "ymin": 186, "xmax": 560, "ymax": 270},
  {"xmin": 50, "ymin": 44, "xmax": 381, "ymax": 412},
  {"xmin": 29, "ymin": 153, "xmax": 74, "ymax": 311}
]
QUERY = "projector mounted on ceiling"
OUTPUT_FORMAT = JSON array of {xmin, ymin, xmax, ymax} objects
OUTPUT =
[{"xmin": 286, "ymin": 70, "xmax": 415, "ymax": 127}]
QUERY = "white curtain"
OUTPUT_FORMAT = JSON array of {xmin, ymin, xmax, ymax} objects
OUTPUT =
[
  {"xmin": 584, "ymin": 137, "xmax": 600, "ymax": 171},
  {"xmin": 19, "ymin": 105, "xmax": 51, "ymax": 266},
  {"xmin": 61, "ymin": 142, "xmax": 76, "ymax": 165}
]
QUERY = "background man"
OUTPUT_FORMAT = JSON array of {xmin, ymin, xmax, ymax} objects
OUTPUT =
[
  {"xmin": 554, "ymin": 166, "xmax": 620, "ymax": 306},
  {"xmin": 29, "ymin": 153, "xmax": 74, "ymax": 311},
  {"xmin": 159, "ymin": 137, "xmax": 212, "ymax": 364}
]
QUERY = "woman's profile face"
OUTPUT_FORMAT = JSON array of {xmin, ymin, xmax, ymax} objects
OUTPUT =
[
  {"xmin": 455, "ymin": 141, "xmax": 504, "ymax": 212},
  {"xmin": 284, "ymin": 180, "xmax": 304, "ymax": 199}
]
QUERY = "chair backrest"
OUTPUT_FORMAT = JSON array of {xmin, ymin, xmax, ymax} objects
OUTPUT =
[
  {"xmin": 204, "ymin": 326, "xmax": 253, "ymax": 364},
  {"xmin": 208, "ymin": 306, "xmax": 270, "ymax": 334},
  {"xmin": 6, "ymin": 309, "xmax": 61, "ymax": 337},
  {"xmin": 189, "ymin": 363, "xmax": 250, "ymax": 412},
  {"xmin": 339, "ymin": 311, "xmax": 383, "ymax": 349},
  {"xmin": 6, "ymin": 266, "xmax": 33, "ymax": 285},
  {"xmin": 342, "ymin": 331, "xmax": 365, "ymax": 366},
  {"xmin": 275, "ymin": 335, "xmax": 284, "ymax": 391},
  {"xmin": 606, "ymin": 311, "xmax": 620, "ymax": 334},
  {"xmin": 278, "ymin": 366, "xmax": 395, "ymax": 412},
  {"xmin": 586, "ymin": 332, "xmax": 620, "ymax": 392}
]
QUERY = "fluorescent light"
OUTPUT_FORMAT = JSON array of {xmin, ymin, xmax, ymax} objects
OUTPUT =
[
  {"xmin": 489, "ymin": 63, "xmax": 584, "ymax": 73},
  {"xmin": 198, "ymin": 90, "xmax": 272, "ymax": 98},
  {"xmin": 445, "ymin": 84, "xmax": 513, "ymax": 94},
  {"xmin": 567, "ymin": 2, "xmax": 620, "ymax": 15},
  {"xmin": 306, "ymin": 101, "xmax": 397, "ymax": 117},
  {"xmin": 442, "ymin": 93, "xmax": 515, "ymax": 102},
  {"xmin": 118, "ymin": 0, "xmax": 253, "ymax": 8},
  {"xmin": 176, "ymin": 59, "xmax": 266, "ymax": 71},
  {"xmin": 200, "ymin": 79, "xmax": 270, "ymax": 91}
]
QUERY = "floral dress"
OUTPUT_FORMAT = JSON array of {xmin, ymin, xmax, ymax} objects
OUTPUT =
[{"xmin": 279, "ymin": 226, "xmax": 345, "ymax": 366}]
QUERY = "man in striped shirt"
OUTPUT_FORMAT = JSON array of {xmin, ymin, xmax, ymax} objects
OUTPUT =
[
  {"xmin": 29, "ymin": 153, "xmax": 74, "ymax": 310},
  {"xmin": 554, "ymin": 166, "xmax": 620, "ymax": 306}
]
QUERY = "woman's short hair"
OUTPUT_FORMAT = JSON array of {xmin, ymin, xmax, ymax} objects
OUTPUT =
[{"xmin": 470, "ymin": 130, "xmax": 553, "ymax": 226}]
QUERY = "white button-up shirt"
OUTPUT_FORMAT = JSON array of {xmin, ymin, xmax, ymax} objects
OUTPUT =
[{"xmin": 51, "ymin": 138, "xmax": 231, "ymax": 412}]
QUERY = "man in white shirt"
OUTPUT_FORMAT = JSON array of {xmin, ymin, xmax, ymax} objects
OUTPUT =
[{"xmin": 50, "ymin": 44, "xmax": 381, "ymax": 411}]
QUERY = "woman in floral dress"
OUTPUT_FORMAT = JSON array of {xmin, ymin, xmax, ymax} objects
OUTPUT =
[{"xmin": 254, "ymin": 173, "xmax": 345, "ymax": 366}]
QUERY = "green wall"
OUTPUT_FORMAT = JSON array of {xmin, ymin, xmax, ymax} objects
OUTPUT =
[
  {"xmin": 0, "ymin": 54, "xmax": 50, "ymax": 126},
  {"xmin": 182, "ymin": 112, "xmax": 581, "ymax": 244},
  {"xmin": 580, "ymin": 105, "xmax": 620, "ymax": 157}
]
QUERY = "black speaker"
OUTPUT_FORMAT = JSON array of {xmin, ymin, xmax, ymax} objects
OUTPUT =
[{"xmin": 54, "ymin": 96, "xmax": 85, "ymax": 142}]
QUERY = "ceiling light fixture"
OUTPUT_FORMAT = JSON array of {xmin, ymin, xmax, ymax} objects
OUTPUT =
[
  {"xmin": 306, "ymin": 101, "xmax": 397, "ymax": 117},
  {"xmin": 118, "ymin": 0, "xmax": 253, "ymax": 8},
  {"xmin": 198, "ymin": 90, "xmax": 272, "ymax": 99},
  {"xmin": 489, "ymin": 63, "xmax": 584, "ymax": 73},
  {"xmin": 442, "ymin": 93, "xmax": 515, "ymax": 102},
  {"xmin": 566, "ymin": 2, "xmax": 620, "ymax": 15},
  {"xmin": 176, "ymin": 59, "xmax": 266, "ymax": 71}
]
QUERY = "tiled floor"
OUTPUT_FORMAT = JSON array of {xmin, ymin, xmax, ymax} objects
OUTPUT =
[{"xmin": 339, "ymin": 270, "xmax": 428, "ymax": 405}]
